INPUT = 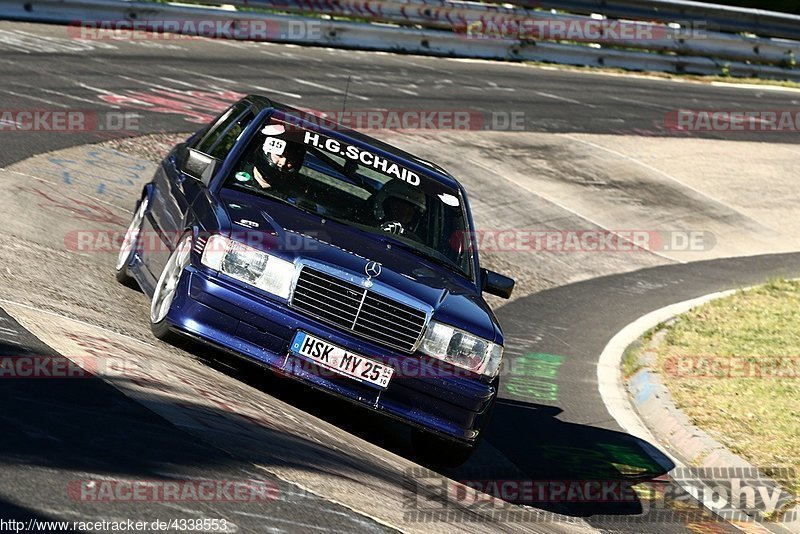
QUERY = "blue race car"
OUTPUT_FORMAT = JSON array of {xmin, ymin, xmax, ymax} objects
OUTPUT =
[{"xmin": 116, "ymin": 96, "xmax": 515, "ymax": 465}]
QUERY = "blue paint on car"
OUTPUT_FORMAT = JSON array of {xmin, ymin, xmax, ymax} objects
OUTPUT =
[{"xmin": 115, "ymin": 95, "xmax": 515, "ymax": 466}]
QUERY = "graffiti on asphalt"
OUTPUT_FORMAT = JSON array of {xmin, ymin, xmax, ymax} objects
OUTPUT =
[
  {"xmin": 503, "ymin": 352, "xmax": 563, "ymax": 402},
  {"xmin": 99, "ymin": 88, "xmax": 244, "ymax": 124},
  {"xmin": 46, "ymin": 148, "xmax": 150, "ymax": 201},
  {"xmin": 18, "ymin": 185, "xmax": 127, "ymax": 226}
]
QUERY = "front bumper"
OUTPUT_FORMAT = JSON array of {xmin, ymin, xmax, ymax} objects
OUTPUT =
[{"xmin": 165, "ymin": 266, "xmax": 497, "ymax": 442}]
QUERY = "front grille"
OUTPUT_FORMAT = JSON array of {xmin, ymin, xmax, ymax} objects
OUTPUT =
[{"xmin": 290, "ymin": 266, "xmax": 427, "ymax": 353}]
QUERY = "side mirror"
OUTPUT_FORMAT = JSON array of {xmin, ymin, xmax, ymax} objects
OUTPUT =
[
  {"xmin": 181, "ymin": 148, "xmax": 217, "ymax": 186},
  {"xmin": 481, "ymin": 268, "xmax": 515, "ymax": 299}
]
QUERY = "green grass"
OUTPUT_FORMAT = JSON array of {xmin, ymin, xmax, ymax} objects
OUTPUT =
[
  {"xmin": 622, "ymin": 327, "xmax": 657, "ymax": 378},
  {"xmin": 654, "ymin": 278, "xmax": 800, "ymax": 499}
]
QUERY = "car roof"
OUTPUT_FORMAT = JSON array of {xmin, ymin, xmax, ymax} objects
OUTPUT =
[{"xmin": 244, "ymin": 94, "xmax": 464, "ymax": 193}]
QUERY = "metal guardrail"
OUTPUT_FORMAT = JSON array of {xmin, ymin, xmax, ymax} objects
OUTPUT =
[
  {"xmin": 236, "ymin": 0, "xmax": 800, "ymax": 42},
  {"xmin": 0, "ymin": 0, "xmax": 798, "ymax": 81},
  {"xmin": 524, "ymin": 0, "xmax": 800, "ymax": 42},
  {"xmin": 224, "ymin": 0, "xmax": 800, "ymax": 66}
]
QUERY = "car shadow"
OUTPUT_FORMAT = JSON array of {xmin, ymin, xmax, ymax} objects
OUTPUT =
[
  {"xmin": 177, "ymin": 337, "xmax": 674, "ymax": 520},
  {"xmin": 0, "ymin": 324, "xmax": 684, "ymax": 527},
  {"xmin": 474, "ymin": 398, "xmax": 672, "ymax": 517}
]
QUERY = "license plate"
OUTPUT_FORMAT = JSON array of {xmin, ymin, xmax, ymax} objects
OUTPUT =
[{"xmin": 290, "ymin": 331, "xmax": 394, "ymax": 389}]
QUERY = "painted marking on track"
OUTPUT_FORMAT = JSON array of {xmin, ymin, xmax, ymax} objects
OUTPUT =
[
  {"xmin": 276, "ymin": 50, "xmax": 324, "ymax": 63},
  {"xmin": 181, "ymin": 67, "xmax": 303, "ymax": 100},
  {"xmin": 15, "ymin": 185, "xmax": 127, "ymax": 225},
  {"xmin": 0, "ymin": 326, "xmax": 20, "ymax": 337},
  {"xmin": 355, "ymin": 78, "xmax": 419, "ymax": 97},
  {"xmin": 0, "ymin": 29, "xmax": 116, "ymax": 54},
  {"xmin": 0, "ymin": 117, "xmax": 21, "ymax": 129},
  {"xmin": 78, "ymin": 82, "xmax": 138, "ymax": 99},
  {"xmin": 0, "ymin": 89, "xmax": 71, "ymax": 108},
  {"xmin": 534, "ymin": 91, "xmax": 596, "ymax": 108},
  {"xmin": 3, "ymin": 167, "xmax": 130, "ymax": 213},
  {"xmin": 158, "ymin": 78, "xmax": 203, "ymax": 89},
  {"xmin": 184, "ymin": 66, "xmax": 304, "ymax": 100},
  {"xmin": 710, "ymin": 81, "xmax": 800, "ymax": 94},
  {"xmin": 605, "ymin": 94, "xmax": 675, "ymax": 112},
  {"xmin": 49, "ymin": 149, "xmax": 149, "ymax": 195},
  {"xmin": 5, "ymin": 147, "xmax": 150, "ymax": 202},
  {"xmin": 291, "ymin": 78, "xmax": 370, "ymax": 101},
  {"xmin": 503, "ymin": 352, "xmax": 563, "ymax": 402},
  {"xmin": 380, "ymin": 55, "xmax": 440, "ymax": 72},
  {"xmin": 213, "ymin": 39, "xmax": 259, "ymax": 50},
  {"xmin": 538, "ymin": 442, "xmax": 663, "ymax": 479},
  {"xmin": 36, "ymin": 87, "xmax": 121, "ymax": 108},
  {"xmin": 97, "ymin": 87, "xmax": 244, "ymax": 124}
]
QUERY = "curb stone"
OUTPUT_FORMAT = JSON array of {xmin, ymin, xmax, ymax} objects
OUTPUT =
[{"xmin": 625, "ymin": 327, "xmax": 800, "ymax": 529}]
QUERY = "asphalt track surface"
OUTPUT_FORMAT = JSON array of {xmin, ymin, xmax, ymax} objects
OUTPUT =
[{"xmin": 1, "ymin": 20, "xmax": 799, "ymax": 534}]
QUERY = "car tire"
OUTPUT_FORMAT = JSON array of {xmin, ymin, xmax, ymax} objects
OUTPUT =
[
  {"xmin": 115, "ymin": 197, "xmax": 148, "ymax": 287},
  {"xmin": 150, "ymin": 233, "xmax": 193, "ymax": 342}
]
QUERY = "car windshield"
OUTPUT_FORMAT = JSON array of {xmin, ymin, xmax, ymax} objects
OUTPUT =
[{"xmin": 223, "ymin": 117, "xmax": 473, "ymax": 278}]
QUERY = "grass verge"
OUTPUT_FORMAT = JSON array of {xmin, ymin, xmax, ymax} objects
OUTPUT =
[{"xmin": 651, "ymin": 277, "xmax": 800, "ymax": 497}]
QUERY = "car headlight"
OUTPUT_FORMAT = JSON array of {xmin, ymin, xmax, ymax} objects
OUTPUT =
[
  {"xmin": 419, "ymin": 321, "xmax": 503, "ymax": 378},
  {"xmin": 201, "ymin": 234, "xmax": 295, "ymax": 299}
]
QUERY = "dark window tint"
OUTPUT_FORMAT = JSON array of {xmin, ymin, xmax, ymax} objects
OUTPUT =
[
  {"xmin": 195, "ymin": 101, "xmax": 252, "ymax": 157},
  {"xmin": 208, "ymin": 110, "xmax": 255, "ymax": 160}
]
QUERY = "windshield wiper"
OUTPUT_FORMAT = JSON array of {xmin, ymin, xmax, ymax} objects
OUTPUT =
[{"xmin": 375, "ymin": 235, "xmax": 469, "ymax": 279}]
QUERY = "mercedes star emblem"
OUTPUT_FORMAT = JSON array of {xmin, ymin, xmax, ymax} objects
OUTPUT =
[{"xmin": 365, "ymin": 261, "xmax": 382, "ymax": 279}]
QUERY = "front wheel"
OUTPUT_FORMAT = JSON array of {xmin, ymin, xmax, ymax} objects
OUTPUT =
[
  {"xmin": 150, "ymin": 234, "xmax": 192, "ymax": 341},
  {"xmin": 115, "ymin": 197, "xmax": 149, "ymax": 286}
]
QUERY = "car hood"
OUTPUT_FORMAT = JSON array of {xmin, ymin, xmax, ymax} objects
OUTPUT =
[{"xmin": 218, "ymin": 188, "xmax": 500, "ymax": 342}]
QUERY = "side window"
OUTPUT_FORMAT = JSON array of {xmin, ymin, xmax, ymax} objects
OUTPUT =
[
  {"xmin": 208, "ymin": 110, "xmax": 255, "ymax": 160},
  {"xmin": 195, "ymin": 102, "xmax": 251, "ymax": 157}
]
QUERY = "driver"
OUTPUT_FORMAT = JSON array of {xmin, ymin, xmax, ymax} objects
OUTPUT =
[
  {"xmin": 253, "ymin": 144, "xmax": 306, "ymax": 190},
  {"xmin": 237, "ymin": 124, "xmax": 307, "ymax": 191},
  {"xmin": 374, "ymin": 180, "xmax": 426, "ymax": 238}
]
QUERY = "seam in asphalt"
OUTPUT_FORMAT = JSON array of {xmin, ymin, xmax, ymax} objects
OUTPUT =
[{"xmin": 597, "ymin": 289, "xmax": 800, "ymax": 533}]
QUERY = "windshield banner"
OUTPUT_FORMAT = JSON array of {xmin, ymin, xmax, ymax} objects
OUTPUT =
[{"xmin": 301, "ymin": 130, "xmax": 421, "ymax": 186}]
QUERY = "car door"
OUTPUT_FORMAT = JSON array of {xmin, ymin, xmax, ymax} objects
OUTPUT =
[{"xmin": 146, "ymin": 101, "xmax": 255, "ymax": 278}]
